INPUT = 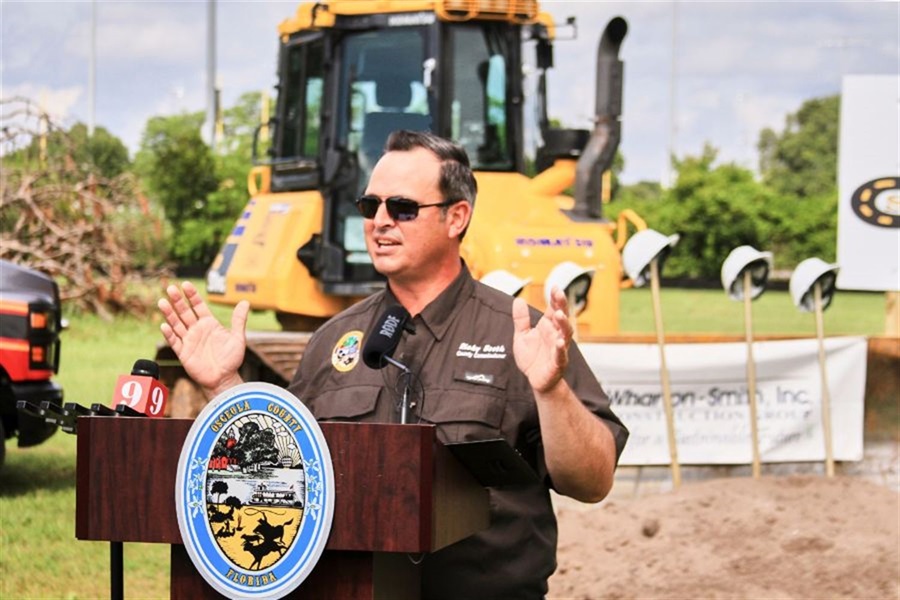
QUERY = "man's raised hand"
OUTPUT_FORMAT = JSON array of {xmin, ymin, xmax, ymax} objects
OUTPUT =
[
  {"xmin": 511, "ymin": 286, "xmax": 573, "ymax": 396},
  {"xmin": 158, "ymin": 281, "xmax": 249, "ymax": 397}
]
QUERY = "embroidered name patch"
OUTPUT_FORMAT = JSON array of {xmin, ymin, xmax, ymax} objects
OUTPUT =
[
  {"xmin": 332, "ymin": 330, "xmax": 364, "ymax": 372},
  {"xmin": 456, "ymin": 342, "xmax": 507, "ymax": 359}
]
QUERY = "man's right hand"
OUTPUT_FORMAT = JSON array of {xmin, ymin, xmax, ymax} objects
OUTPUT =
[{"xmin": 158, "ymin": 281, "xmax": 249, "ymax": 398}]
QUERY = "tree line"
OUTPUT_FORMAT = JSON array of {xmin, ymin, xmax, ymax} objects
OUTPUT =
[
  {"xmin": 608, "ymin": 95, "xmax": 839, "ymax": 279},
  {"xmin": 2, "ymin": 92, "xmax": 838, "ymax": 292}
]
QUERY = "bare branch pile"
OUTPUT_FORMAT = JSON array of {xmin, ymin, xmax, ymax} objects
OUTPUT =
[{"xmin": 1, "ymin": 97, "xmax": 170, "ymax": 318}]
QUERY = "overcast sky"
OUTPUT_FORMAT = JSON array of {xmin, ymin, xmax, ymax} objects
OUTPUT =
[{"xmin": 1, "ymin": 1, "xmax": 897, "ymax": 184}]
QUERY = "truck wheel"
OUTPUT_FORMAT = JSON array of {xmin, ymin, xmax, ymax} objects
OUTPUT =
[{"xmin": 168, "ymin": 378, "xmax": 209, "ymax": 419}]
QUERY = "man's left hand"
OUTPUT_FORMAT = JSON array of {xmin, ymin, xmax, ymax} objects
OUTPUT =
[{"xmin": 512, "ymin": 286, "xmax": 572, "ymax": 395}]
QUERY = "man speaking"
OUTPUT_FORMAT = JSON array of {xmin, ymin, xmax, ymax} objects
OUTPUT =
[{"xmin": 159, "ymin": 130, "xmax": 628, "ymax": 598}]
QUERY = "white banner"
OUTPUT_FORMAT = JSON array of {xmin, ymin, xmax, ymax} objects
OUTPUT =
[
  {"xmin": 581, "ymin": 337, "xmax": 867, "ymax": 466},
  {"xmin": 836, "ymin": 75, "xmax": 900, "ymax": 291}
]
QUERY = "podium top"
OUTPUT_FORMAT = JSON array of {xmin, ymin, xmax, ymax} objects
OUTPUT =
[{"xmin": 76, "ymin": 417, "xmax": 488, "ymax": 553}]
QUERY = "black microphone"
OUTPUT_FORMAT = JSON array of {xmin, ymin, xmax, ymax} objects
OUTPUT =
[
  {"xmin": 130, "ymin": 358, "xmax": 160, "ymax": 378},
  {"xmin": 363, "ymin": 305, "xmax": 419, "ymax": 424},
  {"xmin": 363, "ymin": 305, "xmax": 411, "ymax": 369}
]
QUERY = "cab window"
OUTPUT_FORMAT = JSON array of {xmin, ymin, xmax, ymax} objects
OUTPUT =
[
  {"xmin": 448, "ymin": 24, "xmax": 514, "ymax": 170},
  {"xmin": 276, "ymin": 35, "xmax": 324, "ymax": 162}
]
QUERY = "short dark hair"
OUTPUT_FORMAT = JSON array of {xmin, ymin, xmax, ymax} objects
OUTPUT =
[{"xmin": 384, "ymin": 131, "xmax": 478, "ymax": 240}]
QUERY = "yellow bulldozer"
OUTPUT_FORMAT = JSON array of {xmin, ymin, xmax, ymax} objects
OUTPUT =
[{"xmin": 157, "ymin": 0, "xmax": 647, "ymax": 415}]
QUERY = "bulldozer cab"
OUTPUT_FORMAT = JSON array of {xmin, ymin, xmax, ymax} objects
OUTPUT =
[
  {"xmin": 173, "ymin": 2, "xmax": 636, "ymax": 408},
  {"xmin": 207, "ymin": 1, "xmax": 631, "ymax": 338},
  {"xmin": 264, "ymin": 11, "xmax": 523, "ymax": 295}
]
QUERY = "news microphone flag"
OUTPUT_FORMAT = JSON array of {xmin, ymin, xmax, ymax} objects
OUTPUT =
[{"xmin": 110, "ymin": 359, "xmax": 169, "ymax": 417}]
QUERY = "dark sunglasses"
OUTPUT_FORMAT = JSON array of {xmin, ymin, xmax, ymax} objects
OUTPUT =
[{"xmin": 356, "ymin": 195, "xmax": 460, "ymax": 222}]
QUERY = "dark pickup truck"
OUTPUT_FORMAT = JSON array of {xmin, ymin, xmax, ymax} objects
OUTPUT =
[{"xmin": 0, "ymin": 260, "xmax": 64, "ymax": 466}]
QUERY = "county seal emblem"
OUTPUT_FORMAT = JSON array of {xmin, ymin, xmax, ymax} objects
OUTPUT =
[{"xmin": 175, "ymin": 382, "xmax": 334, "ymax": 598}]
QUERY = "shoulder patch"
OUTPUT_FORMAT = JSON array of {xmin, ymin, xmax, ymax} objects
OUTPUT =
[{"xmin": 331, "ymin": 330, "xmax": 364, "ymax": 372}]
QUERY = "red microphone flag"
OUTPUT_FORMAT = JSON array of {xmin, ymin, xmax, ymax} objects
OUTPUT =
[{"xmin": 111, "ymin": 374, "xmax": 169, "ymax": 417}]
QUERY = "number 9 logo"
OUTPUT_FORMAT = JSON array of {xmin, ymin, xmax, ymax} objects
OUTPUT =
[
  {"xmin": 149, "ymin": 387, "xmax": 165, "ymax": 415},
  {"xmin": 121, "ymin": 380, "xmax": 144, "ymax": 407}
]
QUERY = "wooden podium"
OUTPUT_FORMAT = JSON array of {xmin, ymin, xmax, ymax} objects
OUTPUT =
[{"xmin": 75, "ymin": 417, "xmax": 489, "ymax": 599}]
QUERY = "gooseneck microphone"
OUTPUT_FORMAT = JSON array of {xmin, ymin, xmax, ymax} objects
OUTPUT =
[{"xmin": 363, "ymin": 305, "xmax": 416, "ymax": 423}]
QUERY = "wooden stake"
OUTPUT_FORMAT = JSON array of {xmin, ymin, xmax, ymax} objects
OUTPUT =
[
  {"xmin": 743, "ymin": 270, "xmax": 762, "ymax": 479},
  {"xmin": 886, "ymin": 290, "xmax": 900, "ymax": 337},
  {"xmin": 649, "ymin": 258, "xmax": 681, "ymax": 488},
  {"xmin": 814, "ymin": 282, "xmax": 835, "ymax": 477}
]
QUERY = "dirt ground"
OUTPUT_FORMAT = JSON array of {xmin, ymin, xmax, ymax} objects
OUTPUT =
[{"xmin": 548, "ymin": 474, "xmax": 899, "ymax": 599}]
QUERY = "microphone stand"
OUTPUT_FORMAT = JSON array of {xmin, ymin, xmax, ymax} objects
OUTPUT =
[{"xmin": 383, "ymin": 356, "xmax": 412, "ymax": 424}]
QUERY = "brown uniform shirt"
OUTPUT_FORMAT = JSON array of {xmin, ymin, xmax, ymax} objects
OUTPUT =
[{"xmin": 288, "ymin": 265, "xmax": 628, "ymax": 599}]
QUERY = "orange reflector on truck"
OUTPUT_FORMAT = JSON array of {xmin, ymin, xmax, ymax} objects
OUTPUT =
[
  {"xmin": 30, "ymin": 312, "xmax": 48, "ymax": 329},
  {"xmin": 31, "ymin": 345, "xmax": 45, "ymax": 363}
]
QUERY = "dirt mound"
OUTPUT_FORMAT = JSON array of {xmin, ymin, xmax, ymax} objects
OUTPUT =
[{"xmin": 550, "ymin": 475, "xmax": 900, "ymax": 599}]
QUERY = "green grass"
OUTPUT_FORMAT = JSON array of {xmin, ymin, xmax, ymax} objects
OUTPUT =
[
  {"xmin": 619, "ymin": 287, "xmax": 887, "ymax": 337},
  {"xmin": 1, "ymin": 289, "xmax": 277, "ymax": 600},
  {"xmin": 0, "ymin": 286, "xmax": 888, "ymax": 598}
]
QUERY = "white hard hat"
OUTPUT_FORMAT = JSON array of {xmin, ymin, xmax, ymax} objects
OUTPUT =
[
  {"xmin": 720, "ymin": 245, "xmax": 773, "ymax": 301},
  {"xmin": 622, "ymin": 229, "xmax": 680, "ymax": 287},
  {"xmin": 789, "ymin": 257, "xmax": 840, "ymax": 312},
  {"xmin": 480, "ymin": 270, "xmax": 531, "ymax": 297},
  {"xmin": 544, "ymin": 261, "xmax": 595, "ymax": 313}
]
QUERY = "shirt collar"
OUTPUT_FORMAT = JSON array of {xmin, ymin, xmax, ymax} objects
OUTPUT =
[{"xmin": 383, "ymin": 261, "xmax": 474, "ymax": 342}]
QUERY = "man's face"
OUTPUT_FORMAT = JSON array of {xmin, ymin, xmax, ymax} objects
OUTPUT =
[{"xmin": 362, "ymin": 147, "xmax": 467, "ymax": 286}]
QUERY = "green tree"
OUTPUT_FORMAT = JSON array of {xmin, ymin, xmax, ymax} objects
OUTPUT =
[
  {"xmin": 608, "ymin": 145, "xmax": 784, "ymax": 279},
  {"xmin": 616, "ymin": 180, "xmax": 662, "ymax": 206},
  {"xmin": 758, "ymin": 95, "xmax": 840, "ymax": 199},
  {"xmin": 134, "ymin": 93, "xmax": 272, "ymax": 269},
  {"xmin": 765, "ymin": 190, "xmax": 837, "ymax": 267},
  {"xmin": 756, "ymin": 94, "xmax": 839, "ymax": 264},
  {"xmin": 219, "ymin": 91, "xmax": 270, "ymax": 161},
  {"xmin": 5, "ymin": 121, "xmax": 130, "ymax": 178},
  {"xmin": 68, "ymin": 123, "xmax": 132, "ymax": 177},
  {"xmin": 212, "ymin": 90, "xmax": 270, "ymax": 223},
  {"xmin": 135, "ymin": 112, "xmax": 219, "ymax": 266},
  {"xmin": 656, "ymin": 145, "xmax": 780, "ymax": 279}
]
